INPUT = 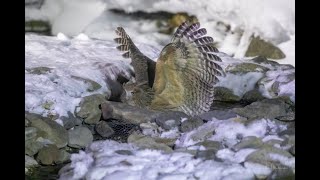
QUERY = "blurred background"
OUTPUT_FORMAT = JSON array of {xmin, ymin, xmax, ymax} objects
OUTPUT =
[{"xmin": 25, "ymin": 0, "xmax": 295, "ymax": 65}]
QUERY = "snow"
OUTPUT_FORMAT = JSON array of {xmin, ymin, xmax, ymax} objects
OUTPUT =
[{"xmin": 26, "ymin": 0, "xmax": 295, "ymax": 66}]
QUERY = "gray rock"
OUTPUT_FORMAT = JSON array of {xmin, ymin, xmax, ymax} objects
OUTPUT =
[
  {"xmin": 275, "ymin": 111, "xmax": 295, "ymax": 122},
  {"xmin": 246, "ymin": 145, "xmax": 294, "ymax": 168},
  {"xmin": 56, "ymin": 150, "xmax": 71, "ymax": 164},
  {"xmin": 71, "ymin": 75, "xmax": 102, "ymax": 92},
  {"xmin": 155, "ymin": 111, "xmax": 188, "ymax": 130},
  {"xmin": 25, "ymin": 127, "xmax": 38, "ymax": 141},
  {"xmin": 25, "ymin": 119, "xmax": 30, "ymax": 127},
  {"xmin": 195, "ymin": 140, "xmax": 224, "ymax": 153},
  {"xmin": 278, "ymin": 128, "xmax": 295, "ymax": 136},
  {"xmin": 25, "ymin": 138, "xmax": 44, "ymax": 156},
  {"xmin": 75, "ymin": 94, "xmax": 106, "ymax": 124},
  {"xmin": 26, "ymin": 66, "xmax": 52, "ymax": 75},
  {"xmin": 267, "ymin": 168, "xmax": 295, "ymax": 180},
  {"xmin": 250, "ymin": 56, "xmax": 281, "ymax": 67},
  {"xmin": 100, "ymin": 101, "xmax": 162, "ymax": 124},
  {"xmin": 199, "ymin": 110, "xmax": 238, "ymax": 121},
  {"xmin": 180, "ymin": 116, "xmax": 204, "ymax": 132},
  {"xmin": 213, "ymin": 87, "xmax": 241, "ymax": 102},
  {"xmin": 233, "ymin": 99, "xmax": 287, "ymax": 119},
  {"xmin": 25, "ymin": 155, "xmax": 39, "ymax": 173},
  {"xmin": 36, "ymin": 144, "xmax": 60, "ymax": 165},
  {"xmin": 153, "ymin": 137, "xmax": 177, "ymax": 147},
  {"xmin": 195, "ymin": 149, "xmax": 216, "ymax": 160},
  {"xmin": 226, "ymin": 63, "xmax": 270, "ymax": 74},
  {"xmin": 28, "ymin": 114, "xmax": 68, "ymax": 148},
  {"xmin": 232, "ymin": 136, "xmax": 263, "ymax": 151},
  {"xmin": 95, "ymin": 121, "xmax": 114, "ymax": 138},
  {"xmin": 289, "ymin": 145, "xmax": 295, "ymax": 156},
  {"xmin": 264, "ymin": 139, "xmax": 283, "ymax": 146},
  {"xmin": 280, "ymin": 135, "xmax": 295, "ymax": 148},
  {"xmin": 128, "ymin": 133, "xmax": 173, "ymax": 153},
  {"xmin": 60, "ymin": 111, "xmax": 82, "ymax": 129},
  {"xmin": 242, "ymin": 89, "xmax": 265, "ymax": 103},
  {"xmin": 68, "ymin": 126, "xmax": 93, "ymax": 148},
  {"xmin": 115, "ymin": 150, "xmax": 133, "ymax": 155},
  {"xmin": 245, "ymin": 36, "xmax": 286, "ymax": 59}
]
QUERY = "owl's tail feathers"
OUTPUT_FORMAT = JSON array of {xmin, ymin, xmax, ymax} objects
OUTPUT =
[{"xmin": 114, "ymin": 27, "xmax": 137, "ymax": 58}]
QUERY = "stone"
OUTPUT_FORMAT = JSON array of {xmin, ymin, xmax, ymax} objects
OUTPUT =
[
  {"xmin": 155, "ymin": 111, "xmax": 188, "ymax": 130},
  {"xmin": 100, "ymin": 101, "xmax": 162, "ymax": 124},
  {"xmin": 36, "ymin": 144, "xmax": 60, "ymax": 165},
  {"xmin": 71, "ymin": 75, "xmax": 102, "ymax": 92},
  {"xmin": 25, "ymin": 119, "xmax": 30, "ymax": 127},
  {"xmin": 250, "ymin": 56, "xmax": 281, "ymax": 67},
  {"xmin": 153, "ymin": 137, "xmax": 177, "ymax": 147},
  {"xmin": 278, "ymin": 128, "xmax": 295, "ymax": 136},
  {"xmin": 267, "ymin": 168, "xmax": 295, "ymax": 180},
  {"xmin": 25, "ymin": 127, "xmax": 38, "ymax": 141},
  {"xmin": 233, "ymin": 99, "xmax": 287, "ymax": 119},
  {"xmin": 264, "ymin": 139, "xmax": 283, "ymax": 146},
  {"xmin": 195, "ymin": 149, "xmax": 216, "ymax": 160},
  {"xmin": 275, "ymin": 111, "xmax": 295, "ymax": 122},
  {"xmin": 199, "ymin": 110, "xmax": 237, "ymax": 121},
  {"xmin": 25, "ymin": 155, "xmax": 39, "ymax": 173},
  {"xmin": 75, "ymin": 94, "xmax": 106, "ymax": 124},
  {"xmin": 60, "ymin": 111, "xmax": 82, "ymax": 130},
  {"xmin": 213, "ymin": 87, "xmax": 241, "ymax": 102},
  {"xmin": 245, "ymin": 36, "xmax": 286, "ymax": 59},
  {"xmin": 25, "ymin": 138, "xmax": 44, "ymax": 156},
  {"xmin": 26, "ymin": 66, "xmax": 52, "ymax": 75},
  {"xmin": 232, "ymin": 136, "xmax": 263, "ymax": 151},
  {"xmin": 289, "ymin": 145, "xmax": 295, "ymax": 156},
  {"xmin": 195, "ymin": 140, "xmax": 224, "ymax": 153},
  {"xmin": 115, "ymin": 150, "xmax": 133, "ymax": 155},
  {"xmin": 280, "ymin": 135, "xmax": 295, "ymax": 148},
  {"xmin": 56, "ymin": 150, "xmax": 71, "ymax": 164},
  {"xmin": 95, "ymin": 121, "xmax": 115, "ymax": 138},
  {"xmin": 128, "ymin": 133, "xmax": 173, "ymax": 153},
  {"xmin": 68, "ymin": 126, "xmax": 93, "ymax": 148},
  {"xmin": 180, "ymin": 116, "xmax": 204, "ymax": 132},
  {"xmin": 241, "ymin": 89, "xmax": 265, "ymax": 103},
  {"xmin": 27, "ymin": 114, "xmax": 68, "ymax": 148},
  {"xmin": 226, "ymin": 63, "xmax": 270, "ymax": 74}
]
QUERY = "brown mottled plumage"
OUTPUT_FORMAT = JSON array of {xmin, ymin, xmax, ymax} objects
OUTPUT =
[{"xmin": 114, "ymin": 21, "xmax": 225, "ymax": 116}]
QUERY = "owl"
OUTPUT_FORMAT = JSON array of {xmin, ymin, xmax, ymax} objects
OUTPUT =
[{"xmin": 114, "ymin": 20, "xmax": 225, "ymax": 116}]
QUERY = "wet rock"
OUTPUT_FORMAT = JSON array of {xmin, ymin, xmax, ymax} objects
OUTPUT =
[
  {"xmin": 155, "ymin": 111, "xmax": 188, "ymax": 130},
  {"xmin": 115, "ymin": 150, "xmax": 133, "ymax": 155},
  {"xmin": 289, "ymin": 145, "xmax": 295, "ymax": 156},
  {"xmin": 27, "ymin": 113, "xmax": 68, "ymax": 148},
  {"xmin": 100, "ymin": 101, "xmax": 162, "ymax": 124},
  {"xmin": 71, "ymin": 75, "xmax": 102, "ymax": 92},
  {"xmin": 250, "ymin": 56, "xmax": 281, "ymax": 67},
  {"xmin": 25, "ymin": 127, "xmax": 38, "ymax": 141},
  {"xmin": 233, "ymin": 99, "xmax": 287, "ymax": 119},
  {"xmin": 195, "ymin": 149, "xmax": 216, "ymax": 160},
  {"xmin": 95, "ymin": 121, "xmax": 114, "ymax": 138},
  {"xmin": 226, "ymin": 63, "xmax": 270, "ymax": 74},
  {"xmin": 245, "ymin": 36, "xmax": 286, "ymax": 59},
  {"xmin": 199, "ymin": 109, "xmax": 238, "ymax": 121},
  {"xmin": 267, "ymin": 168, "xmax": 295, "ymax": 180},
  {"xmin": 241, "ymin": 89, "xmax": 265, "ymax": 103},
  {"xmin": 128, "ymin": 133, "xmax": 173, "ymax": 153},
  {"xmin": 25, "ymin": 119, "xmax": 30, "ymax": 127},
  {"xmin": 264, "ymin": 139, "xmax": 283, "ymax": 146},
  {"xmin": 280, "ymin": 135, "xmax": 295, "ymax": 149},
  {"xmin": 75, "ymin": 94, "xmax": 106, "ymax": 124},
  {"xmin": 180, "ymin": 116, "xmax": 204, "ymax": 132},
  {"xmin": 195, "ymin": 140, "xmax": 224, "ymax": 153},
  {"xmin": 232, "ymin": 136, "xmax": 263, "ymax": 151},
  {"xmin": 36, "ymin": 144, "xmax": 60, "ymax": 165},
  {"xmin": 25, "ymin": 138, "xmax": 44, "ymax": 156},
  {"xmin": 68, "ymin": 126, "xmax": 93, "ymax": 148},
  {"xmin": 26, "ymin": 66, "xmax": 52, "ymax": 75},
  {"xmin": 25, "ymin": 155, "xmax": 39, "ymax": 173},
  {"xmin": 60, "ymin": 111, "xmax": 82, "ymax": 130},
  {"xmin": 153, "ymin": 137, "xmax": 177, "ymax": 147},
  {"xmin": 213, "ymin": 87, "xmax": 241, "ymax": 102}
]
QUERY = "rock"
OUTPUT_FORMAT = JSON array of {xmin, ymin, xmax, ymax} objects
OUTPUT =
[
  {"xmin": 250, "ymin": 56, "xmax": 281, "ymax": 67},
  {"xmin": 26, "ymin": 66, "xmax": 52, "ymax": 75},
  {"xmin": 71, "ymin": 75, "xmax": 102, "ymax": 92},
  {"xmin": 68, "ymin": 126, "xmax": 93, "ymax": 148},
  {"xmin": 25, "ymin": 138, "xmax": 44, "ymax": 156},
  {"xmin": 25, "ymin": 20, "xmax": 51, "ymax": 35},
  {"xmin": 264, "ymin": 139, "xmax": 283, "ymax": 146},
  {"xmin": 95, "ymin": 121, "xmax": 114, "ymax": 138},
  {"xmin": 25, "ymin": 119, "xmax": 30, "ymax": 127},
  {"xmin": 245, "ymin": 36, "xmax": 286, "ymax": 59},
  {"xmin": 226, "ymin": 63, "xmax": 270, "ymax": 74},
  {"xmin": 267, "ymin": 168, "xmax": 295, "ymax": 180},
  {"xmin": 155, "ymin": 111, "xmax": 188, "ymax": 130},
  {"xmin": 195, "ymin": 149, "xmax": 216, "ymax": 160},
  {"xmin": 140, "ymin": 122, "xmax": 159, "ymax": 136},
  {"xmin": 75, "ymin": 94, "xmax": 106, "ymax": 124},
  {"xmin": 153, "ymin": 137, "xmax": 177, "ymax": 147},
  {"xmin": 210, "ymin": 101, "xmax": 246, "ymax": 110},
  {"xmin": 233, "ymin": 99, "xmax": 287, "ymax": 119},
  {"xmin": 25, "ymin": 127, "xmax": 38, "ymax": 141},
  {"xmin": 245, "ymin": 145, "xmax": 294, "ymax": 168},
  {"xmin": 241, "ymin": 89, "xmax": 265, "ymax": 103},
  {"xmin": 280, "ymin": 135, "xmax": 295, "ymax": 148},
  {"xmin": 25, "ymin": 155, "xmax": 39, "ymax": 173},
  {"xmin": 232, "ymin": 136, "xmax": 263, "ymax": 151},
  {"xmin": 27, "ymin": 113, "xmax": 68, "ymax": 148},
  {"xmin": 180, "ymin": 116, "xmax": 204, "ymax": 132},
  {"xmin": 275, "ymin": 111, "xmax": 295, "ymax": 122},
  {"xmin": 195, "ymin": 140, "xmax": 224, "ymax": 153},
  {"xmin": 289, "ymin": 145, "xmax": 295, "ymax": 156},
  {"xmin": 278, "ymin": 128, "xmax": 295, "ymax": 136},
  {"xmin": 36, "ymin": 144, "xmax": 60, "ymax": 165},
  {"xmin": 60, "ymin": 111, "xmax": 82, "ymax": 129},
  {"xmin": 56, "ymin": 150, "xmax": 71, "ymax": 164},
  {"xmin": 115, "ymin": 150, "xmax": 133, "ymax": 155},
  {"xmin": 128, "ymin": 133, "xmax": 173, "ymax": 153},
  {"xmin": 199, "ymin": 110, "xmax": 237, "ymax": 121},
  {"xmin": 213, "ymin": 87, "xmax": 241, "ymax": 102},
  {"xmin": 100, "ymin": 101, "xmax": 162, "ymax": 124}
]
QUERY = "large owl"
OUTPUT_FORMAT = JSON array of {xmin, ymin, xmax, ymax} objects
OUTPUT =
[{"xmin": 114, "ymin": 20, "xmax": 225, "ymax": 116}]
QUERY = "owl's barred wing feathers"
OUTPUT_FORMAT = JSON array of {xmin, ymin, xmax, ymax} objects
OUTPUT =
[
  {"xmin": 171, "ymin": 21, "xmax": 225, "ymax": 115},
  {"xmin": 114, "ymin": 27, "xmax": 156, "ymax": 87}
]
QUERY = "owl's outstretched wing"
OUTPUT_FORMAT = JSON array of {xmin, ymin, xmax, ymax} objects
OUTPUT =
[
  {"xmin": 171, "ymin": 21, "xmax": 225, "ymax": 115},
  {"xmin": 114, "ymin": 27, "xmax": 156, "ymax": 87}
]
